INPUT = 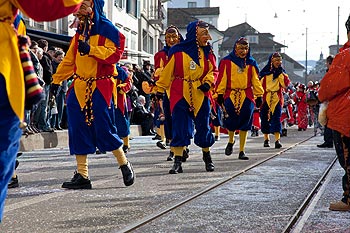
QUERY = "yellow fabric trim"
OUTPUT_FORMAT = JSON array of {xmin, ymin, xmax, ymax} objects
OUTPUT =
[
  {"xmin": 63, "ymin": 0, "xmax": 83, "ymax": 7},
  {"xmin": 1, "ymin": 23, "xmax": 25, "ymax": 120}
]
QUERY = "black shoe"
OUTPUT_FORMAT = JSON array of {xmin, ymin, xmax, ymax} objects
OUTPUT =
[
  {"xmin": 167, "ymin": 151, "xmax": 174, "ymax": 161},
  {"xmin": 181, "ymin": 148, "xmax": 189, "ymax": 162},
  {"xmin": 275, "ymin": 140, "xmax": 282, "ymax": 149},
  {"xmin": 156, "ymin": 141, "xmax": 167, "ymax": 149},
  {"xmin": 55, "ymin": 126, "xmax": 63, "ymax": 130},
  {"xmin": 263, "ymin": 140, "xmax": 270, "ymax": 147},
  {"xmin": 282, "ymin": 129, "xmax": 287, "ymax": 137},
  {"xmin": 152, "ymin": 134, "xmax": 161, "ymax": 140},
  {"xmin": 317, "ymin": 143, "xmax": 333, "ymax": 148},
  {"xmin": 62, "ymin": 172, "xmax": 92, "ymax": 189},
  {"xmin": 122, "ymin": 145, "xmax": 130, "ymax": 154},
  {"xmin": 15, "ymin": 159, "xmax": 19, "ymax": 169},
  {"xmin": 225, "ymin": 142, "xmax": 234, "ymax": 156},
  {"xmin": 8, "ymin": 176, "xmax": 19, "ymax": 188},
  {"xmin": 169, "ymin": 156, "xmax": 183, "ymax": 174},
  {"xmin": 203, "ymin": 151, "xmax": 214, "ymax": 172},
  {"xmin": 95, "ymin": 149, "xmax": 106, "ymax": 154},
  {"xmin": 215, "ymin": 135, "xmax": 220, "ymax": 141},
  {"xmin": 120, "ymin": 162, "xmax": 135, "ymax": 186},
  {"xmin": 238, "ymin": 151, "xmax": 249, "ymax": 160}
]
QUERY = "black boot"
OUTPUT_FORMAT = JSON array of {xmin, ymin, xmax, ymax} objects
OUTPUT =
[
  {"xmin": 203, "ymin": 151, "xmax": 215, "ymax": 172},
  {"xmin": 282, "ymin": 129, "xmax": 287, "ymax": 137},
  {"xmin": 8, "ymin": 176, "xmax": 19, "ymax": 188},
  {"xmin": 263, "ymin": 140, "xmax": 270, "ymax": 147},
  {"xmin": 120, "ymin": 162, "xmax": 135, "ymax": 186},
  {"xmin": 238, "ymin": 151, "xmax": 249, "ymax": 160},
  {"xmin": 62, "ymin": 172, "xmax": 92, "ymax": 189},
  {"xmin": 167, "ymin": 151, "xmax": 174, "ymax": 161},
  {"xmin": 122, "ymin": 145, "xmax": 130, "ymax": 154},
  {"xmin": 169, "ymin": 156, "xmax": 183, "ymax": 174},
  {"xmin": 182, "ymin": 148, "xmax": 190, "ymax": 162},
  {"xmin": 225, "ymin": 142, "xmax": 234, "ymax": 156},
  {"xmin": 275, "ymin": 140, "xmax": 282, "ymax": 149}
]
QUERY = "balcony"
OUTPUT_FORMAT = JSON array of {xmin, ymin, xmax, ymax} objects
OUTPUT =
[{"xmin": 148, "ymin": 1, "xmax": 165, "ymax": 27}]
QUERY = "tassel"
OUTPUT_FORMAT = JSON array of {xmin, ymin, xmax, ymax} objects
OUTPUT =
[{"xmin": 18, "ymin": 35, "xmax": 44, "ymax": 109}]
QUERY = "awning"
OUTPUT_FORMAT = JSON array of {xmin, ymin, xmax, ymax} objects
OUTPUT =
[{"xmin": 27, "ymin": 28, "xmax": 72, "ymax": 50}]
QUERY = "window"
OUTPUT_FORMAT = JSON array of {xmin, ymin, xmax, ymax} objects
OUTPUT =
[
  {"xmin": 115, "ymin": 0, "xmax": 123, "ymax": 8},
  {"xmin": 149, "ymin": 36, "xmax": 154, "ymax": 54},
  {"xmin": 131, "ymin": 32, "xmax": 137, "ymax": 50},
  {"xmin": 126, "ymin": 0, "xmax": 137, "ymax": 17},
  {"xmin": 143, "ymin": 29, "xmax": 148, "ymax": 52},
  {"xmin": 247, "ymin": 35, "xmax": 258, "ymax": 44},
  {"xmin": 188, "ymin": 2, "xmax": 197, "ymax": 8}
]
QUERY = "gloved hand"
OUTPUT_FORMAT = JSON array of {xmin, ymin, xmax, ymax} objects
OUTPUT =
[
  {"xmin": 78, "ymin": 40, "xmax": 90, "ymax": 55},
  {"xmin": 255, "ymin": 96, "xmax": 263, "ymax": 108},
  {"xmin": 50, "ymin": 83, "xmax": 60, "ymax": 96},
  {"xmin": 197, "ymin": 83, "xmax": 211, "ymax": 93},
  {"xmin": 217, "ymin": 94, "xmax": 224, "ymax": 106},
  {"xmin": 156, "ymin": 92, "xmax": 164, "ymax": 100}
]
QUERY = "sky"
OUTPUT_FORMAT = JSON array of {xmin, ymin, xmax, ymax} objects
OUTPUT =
[{"xmin": 210, "ymin": 0, "xmax": 350, "ymax": 61}]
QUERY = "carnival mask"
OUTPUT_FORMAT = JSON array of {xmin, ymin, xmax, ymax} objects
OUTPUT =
[
  {"xmin": 165, "ymin": 28, "xmax": 180, "ymax": 47},
  {"xmin": 73, "ymin": 0, "xmax": 93, "ymax": 20},
  {"xmin": 235, "ymin": 43, "xmax": 249, "ymax": 59},
  {"xmin": 196, "ymin": 22, "xmax": 212, "ymax": 47}
]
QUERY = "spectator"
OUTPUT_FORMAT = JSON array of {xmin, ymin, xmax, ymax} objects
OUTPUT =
[
  {"xmin": 318, "ymin": 15, "xmax": 350, "ymax": 211},
  {"xmin": 132, "ymin": 95, "xmax": 154, "ymax": 136}
]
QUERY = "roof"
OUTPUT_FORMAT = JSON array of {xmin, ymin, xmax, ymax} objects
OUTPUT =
[
  {"xmin": 220, "ymin": 22, "xmax": 285, "ymax": 51},
  {"xmin": 167, "ymin": 7, "xmax": 219, "ymax": 29}
]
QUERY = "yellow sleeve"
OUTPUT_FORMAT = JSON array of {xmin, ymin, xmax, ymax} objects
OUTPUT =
[
  {"xmin": 156, "ymin": 54, "xmax": 175, "ymax": 92},
  {"xmin": 88, "ymin": 38, "xmax": 119, "ymax": 64},
  {"xmin": 52, "ymin": 38, "xmax": 77, "ymax": 84},
  {"xmin": 251, "ymin": 67, "xmax": 264, "ymax": 97}
]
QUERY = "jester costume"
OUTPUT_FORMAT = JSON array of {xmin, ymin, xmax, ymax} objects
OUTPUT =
[
  {"xmin": 152, "ymin": 25, "xmax": 183, "ymax": 160},
  {"xmin": 0, "ymin": 0, "xmax": 82, "ymax": 221},
  {"xmin": 52, "ymin": 0, "xmax": 134, "ymax": 189},
  {"xmin": 259, "ymin": 52, "xmax": 290, "ymax": 148},
  {"xmin": 156, "ymin": 20, "xmax": 217, "ymax": 174},
  {"xmin": 114, "ymin": 65, "xmax": 132, "ymax": 154},
  {"xmin": 215, "ymin": 38, "xmax": 264, "ymax": 160}
]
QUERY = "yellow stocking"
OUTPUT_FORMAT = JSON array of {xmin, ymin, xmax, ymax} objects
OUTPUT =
[
  {"xmin": 76, "ymin": 155, "xmax": 88, "ymax": 179},
  {"xmin": 123, "ymin": 137, "xmax": 130, "ymax": 148},
  {"xmin": 274, "ymin": 132, "xmax": 280, "ymax": 141},
  {"xmin": 264, "ymin": 134, "xmax": 270, "ymax": 141},
  {"xmin": 173, "ymin": 146, "xmax": 184, "ymax": 157},
  {"xmin": 228, "ymin": 130, "xmax": 235, "ymax": 144},
  {"xmin": 112, "ymin": 147, "xmax": 128, "ymax": 166},
  {"xmin": 160, "ymin": 125, "xmax": 166, "ymax": 142},
  {"xmin": 239, "ymin": 130, "xmax": 248, "ymax": 152},
  {"xmin": 214, "ymin": 126, "xmax": 220, "ymax": 137}
]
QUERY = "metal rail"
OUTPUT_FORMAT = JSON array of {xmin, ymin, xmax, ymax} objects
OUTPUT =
[
  {"xmin": 119, "ymin": 136, "xmax": 314, "ymax": 232},
  {"xmin": 282, "ymin": 155, "xmax": 338, "ymax": 233}
]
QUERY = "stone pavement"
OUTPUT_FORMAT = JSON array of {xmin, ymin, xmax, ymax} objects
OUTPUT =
[{"xmin": 2, "ymin": 127, "xmax": 349, "ymax": 232}]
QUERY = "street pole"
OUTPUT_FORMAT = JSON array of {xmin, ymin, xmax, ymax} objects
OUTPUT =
[
  {"xmin": 337, "ymin": 6, "xmax": 340, "ymax": 51},
  {"xmin": 305, "ymin": 27, "xmax": 308, "ymax": 85}
]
